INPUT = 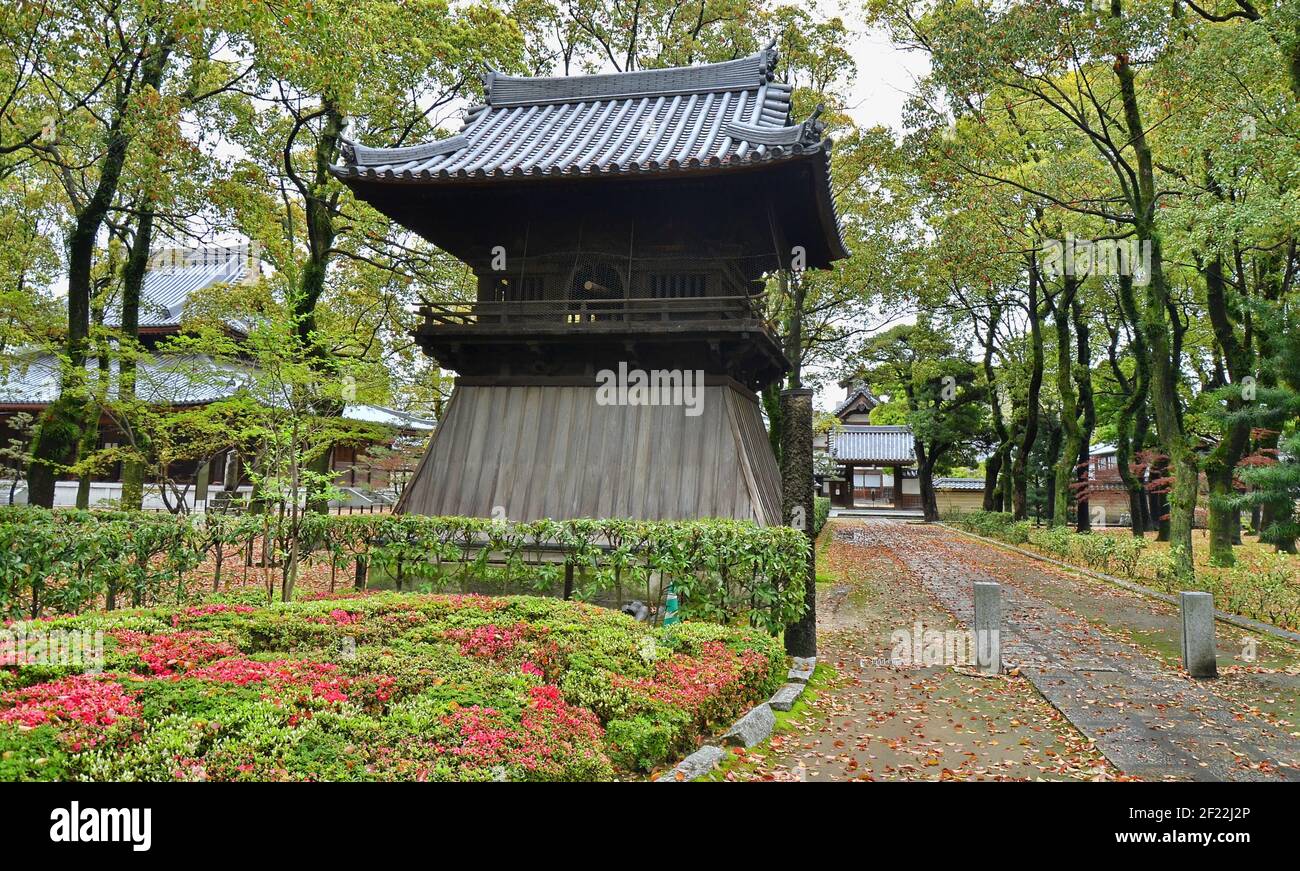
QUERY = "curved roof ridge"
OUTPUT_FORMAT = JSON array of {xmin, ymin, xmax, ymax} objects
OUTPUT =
[{"xmin": 481, "ymin": 46, "xmax": 778, "ymax": 109}]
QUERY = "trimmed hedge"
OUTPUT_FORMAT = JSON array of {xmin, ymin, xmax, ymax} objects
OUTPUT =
[
  {"xmin": 946, "ymin": 510, "xmax": 1300, "ymax": 629},
  {"xmin": 0, "ymin": 508, "xmax": 809, "ymax": 633},
  {"xmin": 813, "ymin": 496, "xmax": 831, "ymax": 536},
  {"xmin": 0, "ymin": 593, "xmax": 786, "ymax": 780}
]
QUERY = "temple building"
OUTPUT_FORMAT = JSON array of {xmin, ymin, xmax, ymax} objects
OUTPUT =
[
  {"xmin": 0, "ymin": 246, "xmax": 433, "ymax": 509},
  {"xmin": 334, "ymin": 45, "xmax": 847, "ymax": 523},
  {"xmin": 817, "ymin": 379, "xmax": 921, "ymax": 510}
]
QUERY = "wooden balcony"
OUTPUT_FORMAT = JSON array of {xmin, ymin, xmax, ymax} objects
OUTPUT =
[
  {"xmin": 417, "ymin": 295, "xmax": 768, "ymax": 329},
  {"xmin": 412, "ymin": 295, "xmax": 789, "ymax": 390}
]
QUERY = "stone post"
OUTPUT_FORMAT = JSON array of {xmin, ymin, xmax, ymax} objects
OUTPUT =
[
  {"xmin": 973, "ymin": 581, "xmax": 1001, "ymax": 675},
  {"xmin": 194, "ymin": 459, "xmax": 210, "ymax": 509},
  {"xmin": 1180, "ymin": 591, "xmax": 1217, "ymax": 678},
  {"xmin": 781, "ymin": 387, "xmax": 816, "ymax": 658}
]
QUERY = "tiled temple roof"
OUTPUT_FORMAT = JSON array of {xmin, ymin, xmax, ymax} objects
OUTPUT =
[
  {"xmin": 332, "ymin": 46, "xmax": 834, "ymax": 188},
  {"xmin": 829, "ymin": 425, "xmax": 916, "ymax": 464}
]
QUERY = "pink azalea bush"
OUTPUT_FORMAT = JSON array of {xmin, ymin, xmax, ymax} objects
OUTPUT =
[
  {"xmin": 110, "ymin": 630, "xmax": 238, "ymax": 676},
  {"xmin": 0, "ymin": 675, "xmax": 140, "ymax": 751},
  {"xmin": 0, "ymin": 593, "xmax": 783, "ymax": 781}
]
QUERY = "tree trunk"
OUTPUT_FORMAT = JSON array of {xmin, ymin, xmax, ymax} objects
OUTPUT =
[
  {"xmin": 1044, "ymin": 424, "xmax": 1062, "ymax": 524},
  {"xmin": 1012, "ymin": 260, "xmax": 1043, "ymax": 520},
  {"xmin": 982, "ymin": 452, "xmax": 1003, "ymax": 512},
  {"xmin": 780, "ymin": 387, "xmax": 816, "ymax": 658},
  {"xmin": 1073, "ymin": 295, "xmax": 1095, "ymax": 532},
  {"xmin": 26, "ymin": 37, "xmax": 172, "ymax": 508},
  {"xmin": 119, "ymin": 203, "xmax": 157, "ymax": 510},
  {"xmin": 1114, "ymin": 37, "xmax": 1196, "ymax": 580},
  {"xmin": 918, "ymin": 458, "xmax": 939, "ymax": 522},
  {"xmin": 1050, "ymin": 276, "xmax": 1082, "ymax": 527}
]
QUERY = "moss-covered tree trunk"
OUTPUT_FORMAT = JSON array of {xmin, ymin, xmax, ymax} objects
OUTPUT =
[
  {"xmin": 780, "ymin": 387, "xmax": 816, "ymax": 659},
  {"xmin": 26, "ymin": 36, "xmax": 172, "ymax": 508},
  {"xmin": 119, "ymin": 203, "xmax": 157, "ymax": 510},
  {"xmin": 1012, "ymin": 260, "xmax": 1043, "ymax": 520},
  {"xmin": 294, "ymin": 103, "xmax": 344, "ymax": 515},
  {"xmin": 1114, "ymin": 34, "xmax": 1196, "ymax": 580},
  {"xmin": 1050, "ymin": 276, "xmax": 1082, "ymax": 527}
]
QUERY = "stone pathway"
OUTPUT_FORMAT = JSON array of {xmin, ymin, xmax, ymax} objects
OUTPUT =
[
  {"xmin": 718, "ymin": 521, "xmax": 1118, "ymax": 781},
  {"xmin": 856, "ymin": 521, "xmax": 1300, "ymax": 781},
  {"xmin": 720, "ymin": 519, "xmax": 1300, "ymax": 782}
]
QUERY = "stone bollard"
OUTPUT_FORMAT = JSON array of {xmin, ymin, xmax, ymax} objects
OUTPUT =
[
  {"xmin": 973, "ymin": 581, "xmax": 1001, "ymax": 675},
  {"xmin": 1180, "ymin": 591, "xmax": 1217, "ymax": 678}
]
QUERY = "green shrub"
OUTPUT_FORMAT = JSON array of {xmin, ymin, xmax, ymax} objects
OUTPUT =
[
  {"xmin": 813, "ymin": 496, "xmax": 831, "ymax": 536},
  {"xmin": 0, "ymin": 592, "xmax": 782, "ymax": 781},
  {"xmin": 0, "ymin": 508, "xmax": 809, "ymax": 634},
  {"xmin": 605, "ymin": 713, "xmax": 688, "ymax": 772}
]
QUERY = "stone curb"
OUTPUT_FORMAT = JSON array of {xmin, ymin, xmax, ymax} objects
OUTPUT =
[
  {"xmin": 939, "ymin": 523, "xmax": 1300, "ymax": 646},
  {"xmin": 656, "ymin": 657, "xmax": 815, "ymax": 781}
]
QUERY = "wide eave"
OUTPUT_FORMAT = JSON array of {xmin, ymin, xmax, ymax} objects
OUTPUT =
[{"xmin": 331, "ymin": 48, "xmax": 849, "ymax": 267}]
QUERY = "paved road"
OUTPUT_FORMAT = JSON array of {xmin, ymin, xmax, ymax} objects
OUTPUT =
[{"xmin": 856, "ymin": 521, "xmax": 1300, "ymax": 781}]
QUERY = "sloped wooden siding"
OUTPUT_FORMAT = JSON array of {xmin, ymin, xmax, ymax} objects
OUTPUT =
[{"xmin": 397, "ymin": 383, "xmax": 781, "ymax": 525}]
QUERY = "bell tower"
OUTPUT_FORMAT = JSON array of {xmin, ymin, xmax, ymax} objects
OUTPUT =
[{"xmin": 335, "ymin": 47, "xmax": 847, "ymax": 523}]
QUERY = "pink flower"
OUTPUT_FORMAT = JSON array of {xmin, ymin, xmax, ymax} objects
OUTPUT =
[
  {"xmin": 0, "ymin": 676, "xmax": 140, "ymax": 748},
  {"xmin": 111, "ymin": 630, "xmax": 238, "ymax": 675}
]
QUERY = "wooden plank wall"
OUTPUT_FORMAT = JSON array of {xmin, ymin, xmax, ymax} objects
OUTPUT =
[{"xmin": 397, "ymin": 383, "xmax": 782, "ymax": 525}]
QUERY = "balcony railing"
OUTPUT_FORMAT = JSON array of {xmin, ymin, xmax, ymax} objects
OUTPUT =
[{"xmin": 417, "ymin": 295, "xmax": 767, "ymax": 328}]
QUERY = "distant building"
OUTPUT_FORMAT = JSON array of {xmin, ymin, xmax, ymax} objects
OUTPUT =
[
  {"xmin": 0, "ymin": 246, "xmax": 434, "ymax": 509},
  {"xmin": 819, "ymin": 380, "xmax": 920, "ymax": 510},
  {"xmin": 932, "ymin": 477, "xmax": 984, "ymax": 515}
]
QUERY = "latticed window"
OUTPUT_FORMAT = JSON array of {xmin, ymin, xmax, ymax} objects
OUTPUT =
[{"xmin": 648, "ymin": 272, "xmax": 707, "ymax": 298}]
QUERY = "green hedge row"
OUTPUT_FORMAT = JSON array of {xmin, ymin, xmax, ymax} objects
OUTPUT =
[
  {"xmin": 0, "ymin": 507, "xmax": 809, "ymax": 634},
  {"xmin": 813, "ymin": 496, "xmax": 831, "ymax": 536},
  {"xmin": 946, "ymin": 511, "xmax": 1147, "ymax": 575},
  {"xmin": 945, "ymin": 510, "xmax": 1300, "ymax": 629}
]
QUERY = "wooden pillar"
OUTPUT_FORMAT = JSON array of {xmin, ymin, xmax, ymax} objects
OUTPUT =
[
  {"xmin": 843, "ymin": 463, "xmax": 855, "ymax": 507},
  {"xmin": 893, "ymin": 465, "xmax": 904, "ymax": 506},
  {"xmin": 781, "ymin": 388, "xmax": 816, "ymax": 658}
]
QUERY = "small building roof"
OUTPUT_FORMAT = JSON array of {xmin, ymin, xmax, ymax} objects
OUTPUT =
[
  {"xmin": 0, "ymin": 352, "xmax": 435, "ymax": 435},
  {"xmin": 829, "ymin": 425, "xmax": 915, "ymax": 464},
  {"xmin": 342, "ymin": 403, "xmax": 437, "ymax": 432},
  {"xmin": 106, "ymin": 246, "xmax": 256, "ymax": 331},
  {"xmin": 833, "ymin": 383, "xmax": 878, "ymax": 419},
  {"xmin": 0, "ymin": 352, "xmax": 251, "ymax": 408},
  {"xmin": 934, "ymin": 477, "xmax": 983, "ymax": 492}
]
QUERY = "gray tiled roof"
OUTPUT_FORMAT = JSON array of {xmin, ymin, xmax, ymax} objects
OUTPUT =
[
  {"xmin": 105, "ymin": 247, "xmax": 254, "ymax": 330},
  {"xmin": 0, "ymin": 351, "xmax": 435, "ymax": 433},
  {"xmin": 829, "ymin": 425, "xmax": 915, "ymax": 463},
  {"xmin": 0, "ymin": 352, "xmax": 252, "ymax": 407},
  {"xmin": 934, "ymin": 477, "xmax": 983, "ymax": 491},
  {"xmin": 833, "ymin": 383, "xmax": 878, "ymax": 417},
  {"xmin": 333, "ymin": 47, "xmax": 831, "ymax": 184}
]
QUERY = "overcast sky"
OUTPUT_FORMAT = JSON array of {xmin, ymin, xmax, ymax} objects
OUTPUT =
[{"xmin": 840, "ymin": 19, "xmax": 930, "ymax": 132}]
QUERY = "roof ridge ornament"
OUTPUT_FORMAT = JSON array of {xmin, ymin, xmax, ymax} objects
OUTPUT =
[
  {"xmin": 761, "ymin": 38, "xmax": 779, "ymax": 81},
  {"xmin": 479, "ymin": 49, "xmax": 784, "ymax": 108},
  {"xmin": 339, "ymin": 135, "xmax": 357, "ymax": 165},
  {"xmin": 481, "ymin": 62, "xmax": 499, "ymax": 98},
  {"xmin": 800, "ymin": 103, "xmax": 826, "ymax": 146}
]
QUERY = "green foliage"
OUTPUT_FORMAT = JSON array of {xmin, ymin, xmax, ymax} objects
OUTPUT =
[
  {"xmin": 813, "ymin": 496, "xmax": 831, "ymax": 536},
  {"xmin": 605, "ymin": 714, "xmax": 686, "ymax": 772},
  {"xmin": 949, "ymin": 511, "xmax": 1300, "ymax": 628},
  {"xmin": 0, "ymin": 508, "xmax": 809, "ymax": 633},
  {"xmin": 0, "ymin": 592, "xmax": 786, "ymax": 781},
  {"xmin": 949, "ymin": 511, "xmax": 1149, "ymax": 579}
]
